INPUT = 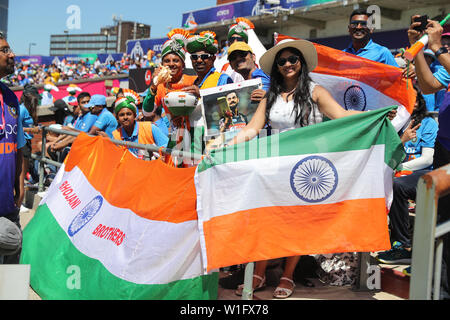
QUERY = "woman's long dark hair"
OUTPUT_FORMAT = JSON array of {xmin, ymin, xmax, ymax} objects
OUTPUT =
[
  {"xmin": 20, "ymin": 92, "xmax": 39, "ymax": 125},
  {"xmin": 265, "ymin": 47, "xmax": 315, "ymax": 127},
  {"xmin": 411, "ymin": 84, "xmax": 429, "ymax": 125}
]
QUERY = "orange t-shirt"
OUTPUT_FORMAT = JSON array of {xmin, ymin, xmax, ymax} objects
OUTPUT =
[{"xmin": 156, "ymin": 75, "xmax": 197, "ymax": 115}]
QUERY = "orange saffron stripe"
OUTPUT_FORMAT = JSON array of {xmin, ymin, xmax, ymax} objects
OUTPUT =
[
  {"xmin": 314, "ymin": 43, "xmax": 415, "ymax": 114},
  {"xmin": 64, "ymin": 133, "xmax": 198, "ymax": 223},
  {"xmin": 202, "ymin": 198, "xmax": 391, "ymax": 271}
]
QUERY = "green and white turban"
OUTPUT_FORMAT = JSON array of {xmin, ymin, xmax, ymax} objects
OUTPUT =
[
  {"xmin": 227, "ymin": 18, "xmax": 254, "ymax": 43},
  {"xmin": 186, "ymin": 31, "xmax": 218, "ymax": 54},
  {"xmin": 114, "ymin": 96, "xmax": 137, "ymax": 115},
  {"xmin": 161, "ymin": 28, "xmax": 190, "ymax": 61}
]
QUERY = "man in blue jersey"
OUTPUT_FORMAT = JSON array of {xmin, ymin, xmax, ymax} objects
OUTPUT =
[
  {"xmin": 87, "ymin": 94, "xmax": 118, "ymax": 139},
  {"xmin": 344, "ymin": 8, "xmax": 399, "ymax": 67},
  {"xmin": 0, "ymin": 34, "xmax": 26, "ymax": 264}
]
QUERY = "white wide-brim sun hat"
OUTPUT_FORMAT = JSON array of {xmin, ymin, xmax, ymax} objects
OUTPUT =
[{"xmin": 259, "ymin": 39, "xmax": 318, "ymax": 75}]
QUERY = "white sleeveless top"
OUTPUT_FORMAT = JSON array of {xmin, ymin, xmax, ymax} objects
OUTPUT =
[{"xmin": 268, "ymin": 81, "xmax": 322, "ymax": 133}]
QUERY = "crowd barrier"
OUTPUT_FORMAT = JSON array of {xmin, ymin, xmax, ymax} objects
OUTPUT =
[
  {"xmin": 31, "ymin": 125, "xmax": 203, "ymax": 193},
  {"xmin": 409, "ymin": 163, "xmax": 450, "ymax": 300}
]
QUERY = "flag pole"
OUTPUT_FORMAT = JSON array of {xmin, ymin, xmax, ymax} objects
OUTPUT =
[{"xmin": 404, "ymin": 14, "xmax": 450, "ymax": 61}]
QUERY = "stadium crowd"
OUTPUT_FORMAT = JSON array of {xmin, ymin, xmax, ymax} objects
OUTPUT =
[
  {"xmin": 0, "ymin": 52, "xmax": 160, "ymax": 87},
  {"xmin": 1, "ymin": 8, "xmax": 450, "ymax": 300}
]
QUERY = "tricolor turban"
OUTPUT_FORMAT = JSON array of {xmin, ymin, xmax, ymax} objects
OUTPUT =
[
  {"xmin": 186, "ymin": 31, "xmax": 218, "ymax": 54},
  {"xmin": 161, "ymin": 28, "xmax": 190, "ymax": 61},
  {"xmin": 227, "ymin": 18, "xmax": 255, "ymax": 43},
  {"xmin": 115, "ymin": 96, "xmax": 138, "ymax": 115}
]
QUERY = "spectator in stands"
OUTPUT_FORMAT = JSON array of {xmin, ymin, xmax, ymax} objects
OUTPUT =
[
  {"xmin": 63, "ymin": 84, "xmax": 82, "ymax": 106},
  {"xmin": 376, "ymin": 85, "xmax": 438, "ymax": 265},
  {"xmin": 344, "ymin": 8, "xmax": 399, "ymax": 67},
  {"xmin": 223, "ymin": 19, "xmax": 254, "ymax": 82},
  {"xmin": 47, "ymin": 92, "xmax": 94, "ymax": 159},
  {"xmin": 142, "ymin": 29, "xmax": 197, "ymax": 134},
  {"xmin": 151, "ymin": 106, "xmax": 169, "ymax": 137},
  {"xmin": 183, "ymin": 31, "xmax": 234, "ymax": 155},
  {"xmin": 18, "ymin": 88, "xmax": 40, "ymax": 209},
  {"xmin": 112, "ymin": 96, "xmax": 168, "ymax": 159},
  {"xmin": 407, "ymin": 16, "xmax": 450, "ymax": 300},
  {"xmin": 227, "ymin": 41, "xmax": 270, "ymax": 97},
  {"xmin": 41, "ymin": 83, "xmax": 59, "ymax": 106},
  {"xmin": 0, "ymin": 32, "xmax": 25, "ymax": 264},
  {"xmin": 229, "ymin": 39, "xmax": 382, "ymax": 298},
  {"xmin": 184, "ymin": 31, "xmax": 233, "ymax": 94},
  {"xmin": 87, "ymin": 94, "xmax": 118, "ymax": 139}
]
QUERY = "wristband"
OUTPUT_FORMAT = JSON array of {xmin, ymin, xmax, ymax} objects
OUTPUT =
[{"xmin": 435, "ymin": 46, "xmax": 449, "ymax": 58}]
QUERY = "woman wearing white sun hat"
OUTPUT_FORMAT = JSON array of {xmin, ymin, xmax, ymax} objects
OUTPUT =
[{"xmin": 231, "ymin": 38, "xmax": 396, "ymax": 298}]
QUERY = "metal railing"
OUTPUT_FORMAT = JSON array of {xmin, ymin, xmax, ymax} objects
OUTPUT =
[
  {"xmin": 32, "ymin": 125, "xmax": 204, "ymax": 192},
  {"xmin": 410, "ymin": 163, "xmax": 450, "ymax": 300}
]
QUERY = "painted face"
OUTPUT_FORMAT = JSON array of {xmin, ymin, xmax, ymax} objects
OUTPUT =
[
  {"xmin": 277, "ymin": 49, "xmax": 301, "ymax": 80},
  {"xmin": 348, "ymin": 14, "xmax": 371, "ymax": 42},
  {"xmin": 190, "ymin": 50, "xmax": 215, "ymax": 75},
  {"xmin": 0, "ymin": 39, "xmax": 15, "ymax": 77},
  {"xmin": 117, "ymin": 108, "xmax": 136, "ymax": 129},
  {"xmin": 162, "ymin": 53, "xmax": 184, "ymax": 79}
]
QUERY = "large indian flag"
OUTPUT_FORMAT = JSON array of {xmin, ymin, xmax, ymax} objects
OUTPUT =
[
  {"xmin": 195, "ymin": 106, "xmax": 405, "ymax": 272},
  {"xmin": 274, "ymin": 33, "xmax": 415, "ymax": 132},
  {"xmin": 20, "ymin": 134, "xmax": 217, "ymax": 300}
]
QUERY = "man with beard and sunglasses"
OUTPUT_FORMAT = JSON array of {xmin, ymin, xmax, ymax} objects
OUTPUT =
[
  {"xmin": 344, "ymin": 8, "xmax": 398, "ymax": 67},
  {"xmin": 0, "ymin": 33, "xmax": 26, "ymax": 264},
  {"xmin": 181, "ymin": 31, "xmax": 233, "ymax": 155}
]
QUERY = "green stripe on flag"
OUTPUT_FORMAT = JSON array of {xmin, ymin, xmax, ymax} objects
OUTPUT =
[
  {"xmin": 20, "ymin": 204, "xmax": 218, "ymax": 300},
  {"xmin": 198, "ymin": 106, "xmax": 405, "ymax": 172}
]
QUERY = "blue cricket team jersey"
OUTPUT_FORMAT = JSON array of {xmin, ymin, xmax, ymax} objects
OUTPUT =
[{"xmin": 0, "ymin": 82, "xmax": 26, "ymax": 215}]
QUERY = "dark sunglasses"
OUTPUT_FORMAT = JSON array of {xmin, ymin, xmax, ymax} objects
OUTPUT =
[
  {"xmin": 276, "ymin": 55, "xmax": 300, "ymax": 67},
  {"xmin": 349, "ymin": 20, "xmax": 368, "ymax": 28},
  {"xmin": 228, "ymin": 36, "xmax": 246, "ymax": 44},
  {"xmin": 190, "ymin": 53, "xmax": 213, "ymax": 61},
  {"xmin": 228, "ymin": 51, "xmax": 250, "ymax": 61}
]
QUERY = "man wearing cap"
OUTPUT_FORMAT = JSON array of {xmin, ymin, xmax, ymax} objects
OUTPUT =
[
  {"xmin": 344, "ymin": 8, "xmax": 398, "ymax": 67},
  {"xmin": 87, "ymin": 94, "xmax": 118, "ymax": 139},
  {"xmin": 49, "ymin": 92, "xmax": 94, "ymax": 154},
  {"xmin": 0, "ymin": 33, "xmax": 25, "ymax": 264},
  {"xmin": 227, "ymin": 41, "xmax": 270, "ymax": 102}
]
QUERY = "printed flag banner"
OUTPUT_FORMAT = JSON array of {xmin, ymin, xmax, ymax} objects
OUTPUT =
[
  {"xmin": 274, "ymin": 33, "xmax": 416, "ymax": 132},
  {"xmin": 20, "ymin": 134, "xmax": 217, "ymax": 300},
  {"xmin": 195, "ymin": 106, "xmax": 405, "ymax": 272}
]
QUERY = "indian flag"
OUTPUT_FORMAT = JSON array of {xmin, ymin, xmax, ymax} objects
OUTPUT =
[
  {"xmin": 274, "ymin": 33, "xmax": 416, "ymax": 131},
  {"xmin": 195, "ymin": 106, "xmax": 405, "ymax": 272},
  {"xmin": 20, "ymin": 134, "xmax": 217, "ymax": 300}
]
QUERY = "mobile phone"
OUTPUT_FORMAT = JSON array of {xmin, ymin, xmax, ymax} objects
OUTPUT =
[{"xmin": 413, "ymin": 15, "xmax": 428, "ymax": 32}]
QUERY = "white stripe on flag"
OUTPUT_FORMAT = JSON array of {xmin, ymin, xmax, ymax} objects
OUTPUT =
[
  {"xmin": 43, "ymin": 166, "xmax": 204, "ymax": 285},
  {"xmin": 196, "ymin": 145, "xmax": 391, "ymax": 222},
  {"xmin": 310, "ymin": 73, "xmax": 409, "ymax": 131}
]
